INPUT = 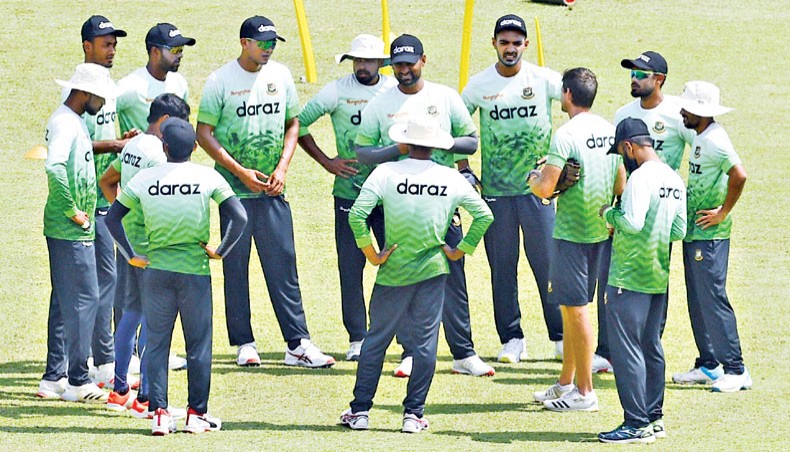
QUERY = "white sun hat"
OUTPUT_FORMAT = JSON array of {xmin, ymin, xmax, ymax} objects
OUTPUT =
[
  {"xmin": 55, "ymin": 63, "xmax": 121, "ymax": 100},
  {"xmin": 335, "ymin": 34, "xmax": 390, "ymax": 64},
  {"xmin": 677, "ymin": 80, "xmax": 733, "ymax": 117},
  {"xmin": 388, "ymin": 115, "xmax": 454, "ymax": 150}
]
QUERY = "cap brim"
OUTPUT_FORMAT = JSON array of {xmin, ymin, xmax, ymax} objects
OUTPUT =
[
  {"xmin": 620, "ymin": 58, "xmax": 653, "ymax": 71},
  {"xmin": 387, "ymin": 123, "xmax": 455, "ymax": 150},
  {"xmin": 170, "ymin": 36, "xmax": 197, "ymax": 46},
  {"xmin": 676, "ymin": 97, "xmax": 733, "ymax": 117},
  {"xmin": 390, "ymin": 54, "xmax": 421, "ymax": 65},
  {"xmin": 607, "ymin": 143, "xmax": 620, "ymax": 155},
  {"xmin": 56, "ymin": 79, "xmax": 122, "ymax": 100},
  {"xmin": 335, "ymin": 51, "xmax": 390, "ymax": 64},
  {"xmin": 87, "ymin": 29, "xmax": 128, "ymax": 39}
]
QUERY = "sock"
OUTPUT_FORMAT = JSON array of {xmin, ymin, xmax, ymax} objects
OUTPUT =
[{"xmin": 287, "ymin": 339, "xmax": 302, "ymax": 350}]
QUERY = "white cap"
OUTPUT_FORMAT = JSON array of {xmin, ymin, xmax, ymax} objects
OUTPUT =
[
  {"xmin": 388, "ymin": 115, "xmax": 454, "ymax": 150},
  {"xmin": 677, "ymin": 80, "xmax": 733, "ymax": 117},
  {"xmin": 55, "ymin": 63, "xmax": 121, "ymax": 100},
  {"xmin": 335, "ymin": 34, "xmax": 390, "ymax": 64}
]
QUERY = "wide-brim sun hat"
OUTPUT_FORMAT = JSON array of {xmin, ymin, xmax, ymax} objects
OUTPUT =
[
  {"xmin": 676, "ymin": 80, "xmax": 733, "ymax": 117},
  {"xmin": 55, "ymin": 63, "xmax": 121, "ymax": 100},
  {"xmin": 388, "ymin": 115, "xmax": 454, "ymax": 150},
  {"xmin": 335, "ymin": 34, "xmax": 390, "ymax": 64}
]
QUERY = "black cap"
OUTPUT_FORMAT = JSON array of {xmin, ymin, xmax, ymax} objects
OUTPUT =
[
  {"xmin": 146, "ymin": 23, "xmax": 196, "ymax": 48},
  {"xmin": 620, "ymin": 51, "xmax": 667, "ymax": 74},
  {"xmin": 608, "ymin": 118, "xmax": 652, "ymax": 154},
  {"xmin": 240, "ymin": 16, "xmax": 286, "ymax": 42},
  {"xmin": 81, "ymin": 15, "xmax": 127, "ymax": 41},
  {"xmin": 161, "ymin": 117, "xmax": 196, "ymax": 159},
  {"xmin": 494, "ymin": 14, "xmax": 528, "ymax": 37},
  {"xmin": 389, "ymin": 34, "xmax": 423, "ymax": 65}
]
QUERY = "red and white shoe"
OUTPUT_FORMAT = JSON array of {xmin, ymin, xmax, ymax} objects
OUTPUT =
[
  {"xmin": 184, "ymin": 407, "xmax": 222, "ymax": 433},
  {"xmin": 151, "ymin": 408, "xmax": 176, "ymax": 436},
  {"xmin": 284, "ymin": 339, "xmax": 335, "ymax": 368}
]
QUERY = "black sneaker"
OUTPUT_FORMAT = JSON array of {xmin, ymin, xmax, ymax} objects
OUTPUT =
[{"xmin": 598, "ymin": 423, "xmax": 656, "ymax": 444}]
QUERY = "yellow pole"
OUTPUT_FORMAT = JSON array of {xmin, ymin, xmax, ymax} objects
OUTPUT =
[
  {"xmin": 293, "ymin": 0, "xmax": 317, "ymax": 83},
  {"xmin": 381, "ymin": 0, "xmax": 392, "ymax": 75},
  {"xmin": 458, "ymin": 0, "xmax": 475, "ymax": 91},
  {"xmin": 534, "ymin": 16, "xmax": 545, "ymax": 67}
]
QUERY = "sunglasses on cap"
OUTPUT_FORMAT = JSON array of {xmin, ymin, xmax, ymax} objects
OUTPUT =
[
  {"xmin": 160, "ymin": 44, "xmax": 184, "ymax": 55},
  {"xmin": 630, "ymin": 69, "xmax": 658, "ymax": 80},
  {"xmin": 246, "ymin": 38, "xmax": 277, "ymax": 51}
]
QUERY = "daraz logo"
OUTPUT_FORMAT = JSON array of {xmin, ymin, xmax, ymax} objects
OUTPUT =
[
  {"xmin": 500, "ymin": 19, "xmax": 522, "ymax": 28},
  {"xmin": 638, "ymin": 54, "xmax": 651, "ymax": 63},
  {"xmin": 258, "ymin": 25, "xmax": 276, "ymax": 33},
  {"xmin": 98, "ymin": 21, "xmax": 114, "ymax": 29},
  {"xmin": 393, "ymin": 46, "xmax": 414, "ymax": 54},
  {"xmin": 168, "ymin": 29, "xmax": 182, "ymax": 38}
]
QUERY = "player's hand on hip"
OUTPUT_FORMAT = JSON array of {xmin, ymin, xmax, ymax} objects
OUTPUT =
[
  {"xmin": 201, "ymin": 243, "xmax": 222, "ymax": 259},
  {"xmin": 129, "ymin": 255, "xmax": 149, "ymax": 268},
  {"xmin": 696, "ymin": 206, "xmax": 726, "ymax": 229},
  {"xmin": 373, "ymin": 244, "xmax": 398, "ymax": 266},
  {"xmin": 325, "ymin": 157, "xmax": 359, "ymax": 178},
  {"xmin": 442, "ymin": 245, "xmax": 466, "ymax": 261},
  {"xmin": 238, "ymin": 167, "xmax": 269, "ymax": 193},
  {"xmin": 70, "ymin": 211, "xmax": 90, "ymax": 227}
]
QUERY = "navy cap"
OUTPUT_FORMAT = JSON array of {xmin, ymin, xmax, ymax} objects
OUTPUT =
[
  {"xmin": 494, "ymin": 14, "xmax": 528, "ymax": 37},
  {"xmin": 608, "ymin": 118, "xmax": 652, "ymax": 154},
  {"xmin": 390, "ymin": 34, "xmax": 423, "ymax": 65},
  {"xmin": 81, "ymin": 15, "xmax": 127, "ymax": 41},
  {"xmin": 161, "ymin": 117, "xmax": 196, "ymax": 159},
  {"xmin": 620, "ymin": 51, "xmax": 668, "ymax": 74},
  {"xmin": 240, "ymin": 16, "xmax": 286, "ymax": 42},
  {"xmin": 146, "ymin": 23, "xmax": 196, "ymax": 48}
]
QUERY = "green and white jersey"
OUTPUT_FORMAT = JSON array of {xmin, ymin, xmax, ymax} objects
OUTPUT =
[
  {"xmin": 198, "ymin": 59, "xmax": 301, "ymax": 198},
  {"xmin": 349, "ymin": 158, "xmax": 493, "ymax": 286},
  {"xmin": 299, "ymin": 73, "xmax": 397, "ymax": 200},
  {"xmin": 110, "ymin": 133, "xmax": 167, "ymax": 254},
  {"xmin": 685, "ymin": 123, "xmax": 741, "ymax": 242},
  {"xmin": 118, "ymin": 162, "xmax": 235, "ymax": 275},
  {"xmin": 462, "ymin": 62, "xmax": 562, "ymax": 196},
  {"xmin": 547, "ymin": 112, "xmax": 619, "ymax": 243},
  {"xmin": 614, "ymin": 96, "xmax": 695, "ymax": 171},
  {"xmin": 605, "ymin": 160, "xmax": 687, "ymax": 294},
  {"xmin": 117, "ymin": 67, "xmax": 189, "ymax": 134},
  {"xmin": 44, "ymin": 105, "xmax": 97, "ymax": 241},
  {"xmin": 355, "ymin": 80, "xmax": 476, "ymax": 168}
]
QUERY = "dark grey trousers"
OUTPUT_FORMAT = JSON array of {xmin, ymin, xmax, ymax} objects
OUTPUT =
[
  {"xmin": 595, "ymin": 237, "xmax": 613, "ymax": 359},
  {"xmin": 92, "ymin": 208, "xmax": 116, "ymax": 366}
]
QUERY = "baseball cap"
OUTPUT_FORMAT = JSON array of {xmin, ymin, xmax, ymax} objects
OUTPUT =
[
  {"xmin": 240, "ymin": 16, "xmax": 286, "ymax": 42},
  {"xmin": 146, "ymin": 23, "xmax": 196, "ymax": 48},
  {"xmin": 608, "ymin": 118, "xmax": 652, "ymax": 154},
  {"xmin": 335, "ymin": 34, "xmax": 390, "ymax": 64},
  {"xmin": 389, "ymin": 34, "xmax": 423, "ymax": 65},
  {"xmin": 620, "ymin": 51, "xmax": 668, "ymax": 74},
  {"xmin": 676, "ymin": 80, "xmax": 733, "ymax": 118},
  {"xmin": 160, "ymin": 117, "xmax": 196, "ymax": 159},
  {"xmin": 81, "ymin": 15, "xmax": 127, "ymax": 41},
  {"xmin": 55, "ymin": 63, "xmax": 122, "ymax": 100},
  {"xmin": 388, "ymin": 115, "xmax": 454, "ymax": 150},
  {"xmin": 494, "ymin": 14, "xmax": 528, "ymax": 37}
]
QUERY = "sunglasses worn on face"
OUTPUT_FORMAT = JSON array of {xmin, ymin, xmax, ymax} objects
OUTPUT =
[
  {"xmin": 160, "ymin": 45, "xmax": 184, "ymax": 55},
  {"xmin": 631, "ymin": 69, "xmax": 655, "ymax": 80},
  {"xmin": 248, "ymin": 39, "xmax": 276, "ymax": 51}
]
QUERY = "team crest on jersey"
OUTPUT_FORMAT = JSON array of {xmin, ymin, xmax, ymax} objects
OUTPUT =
[
  {"xmin": 653, "ymin": 121, "xmax": 666, "ymax": 134},
  {"xmin": 694, "ymin": 146, "xmax": 701, "ymax": 158},
  {"xmin": 266, "ymin": 83, "xmax": 278, "ymax": 95},
  {"xmin": 547, "ymin": 280, "xmax": 553, "ymax": 293},
  {"xmin": 427, "ymin": 105, "xmax": 438, "ymax": 116},
  {"xmin": 521, "ymin": 87, "xmax": 534, "ymax": 99},
  {"xmin": 694, "ymin": 249, "xmax": 703, "ymax": 262}
]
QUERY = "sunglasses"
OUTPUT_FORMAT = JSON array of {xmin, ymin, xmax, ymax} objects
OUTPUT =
[
  {"xmin": 247, "ymin": 39, "xmax": 277, "ymax": 51},
  {"xmin": 160, "ymin": 44, "xmax": 184, "ymax": 55},
  {"xmin": 630, "ymin": 69, "xmax": 655, "ymax": 80}
]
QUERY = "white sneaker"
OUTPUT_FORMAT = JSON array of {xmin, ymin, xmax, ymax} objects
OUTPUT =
[
  {"xmin": 402, "ymin": 413, "xmax": 429, "ymax": 433},
  {"xmin": 543, "ymin": 388, "xmax": 599, "ymax": 412},
  {"xmin": 346, "ymin": 341, "xmax": 363, "ymax": 361},
  {"xmin": 452, "ymin": 355, "xmax": 495, "ymax": 376},
  {"xmin": 146, "ymin": 406, "xmax": 187, "ymax": 420},
  {"xmin": 340, "ymin": 408, "xmax": 370, "ymax": 430},
  {"xmin": 61, "ymin": 382, "xmax": 108, "ymax": 403},
  {"xmin": 128, "ymin": 354, "xmax": 141, "ymax": 375},
  {"xmin": 36, "ymin": 377, "xmax": 67, "ymax": 399},
  {"xmin": 497, "ymin": 338, "xmax": 526, "ymax": 363},
  {"xmin": 284, "ymin": 339, "xmax": 336, "ymax": 368},
  {"xmin": 237, "ymin": 342, "xmax": 261, "ymax": 367},
  {"xmin": 151, "ymin": 408, "xmax": 177, "ymax": 436},
  {"xmin": 393, "ymin": 356, "xmax": 413, "ymax": 378},
  {"xmin": 168, "ymin": 353, "xmax": 188, "ymax": 371},
  {"xmin": 534, "ymin": 382, "xmax": 575, "ymax": 403},
  {"xmin": 672, "ymin": 365, "xmax": 723, "ymax": 385},
  {"xmin": 184, "ymin": 407, "xmax": 222, "ymax": 433},
  {"xmin": 91, "ymin": 362, "xmax": 115, "ymax": 389},
  {"xmin": 712, "ymin": 368, "xmax": 753, "ymax": 393},
  {"xmin": 650, "ymin": 419, "xmax": 667, "ymax": 438},
  {"xmin": 592, "ymin": 354, "xmax": 614, "ymax": 373},
  {"xmin": 554, "ymin": 340, "xmax": 563, "ymax": 360}
]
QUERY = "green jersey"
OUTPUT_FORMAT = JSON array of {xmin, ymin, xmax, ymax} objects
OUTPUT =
[
  {"xmin": 111, "ymin": 133, "xmax": 167, "ymax": 254},
  {"xmin": 44, "ymin": 105, "xmax": 97, "ymax": 241},
  {"xmin": 605, "ymin": 161, "xmax": 687, "ymax": 294},
  {"xmin": 355, "ymin": 80, "xmax": 476, "ymax": 168},
  {"xmin": 684, "ymin": 123, "xmax": 741, "ymax": 241},
  {"xmin": 349, "ymin": 158, "xmax": 493, "ymax": 286},
  {"xmin": 117, "ymin": 67, "xmax": 189, "ymax": 134},
  {"xmin": 198, "ymin": 59, "xmax": 301, "ymax": 198},
  {"xmin": 547, "ymin": 112, "xmax": 619, "ymax": 243},
  {"xmin": 118, "ymin": 162, "xmax": 235, "ymax": 275},
  {"xmin": 462, "ymin": 62, "xmax": 562, "ymax": 196},
  {"xmin": 299, "ymin": 73, "xmax": 397, "ymax": 200},
  {"xmin": 614, "ymin": 96, "xmax": 696, "ymax": 171}
]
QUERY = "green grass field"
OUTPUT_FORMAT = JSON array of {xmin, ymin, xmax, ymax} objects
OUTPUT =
[{"xmin": 0, "ymin": 0, "xmax": 788, "ymax": 449}]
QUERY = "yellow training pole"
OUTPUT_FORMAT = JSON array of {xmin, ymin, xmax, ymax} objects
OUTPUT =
[
  {"xmin": 381, "ymin": 0, "xmax": 392, "ymax": 75},
  {"xmin": 534, "ymin": 16, "xmax": 545, "ymax": 67},
  {"xmin": 293, "ymin": 0, "xmax": 317, "ymax": 83},
  {"xmin": 458, "ymin": 0, "xmax": 475, "ymax": 91}
]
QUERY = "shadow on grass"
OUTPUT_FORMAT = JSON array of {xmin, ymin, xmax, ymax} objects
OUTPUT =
[
  {"xmin": 434, "ymin": 429, "xmax": 599, "ymax": 444},
  {"xmin": 373, "ymin": 402, "xmax": 541, "ymax": 415},
  {"xmin": 0, "ymin": 400, "xmax": 119, "ymax": 420},
  {"xmin": 0, "ymin": 425, "xmax": 141, "ymax": 435}
]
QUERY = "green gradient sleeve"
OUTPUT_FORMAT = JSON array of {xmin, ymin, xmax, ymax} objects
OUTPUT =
[
  {"xmin": 348, "ymin": 187, "xmax": 380, "ymax": 248},
  {"xmin": 298, "ymin": 82, "xmax": 335, "ymax": 137},
  {"xmin": 45, "ymin": 132, "xmax": 78, "ymax": 218},
  {"xmin": 196, "ymin": 74, "xmax": 222, "ymax": 127},
  {"xmin": 456, "ymin": 187, "xmax": 493, "ymax": 255}
]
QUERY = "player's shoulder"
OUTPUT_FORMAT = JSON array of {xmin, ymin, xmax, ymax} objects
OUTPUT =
[
  {"xmin": 701, "ymin": 122, "xmax": 734, "ymax": 147},
  {"xmin": 166, "ymin": 71, "xmax": 189, "ymax": 85},
  {"xmin": 614, "ymin": 100, "xmax": 641, "ymax": 122},
  {"xmin": 465, "ymin": 64, "xmax": 497, "ymax": 89},
  {"xmin": 118, "ymin": 67, "xmax": 147, "ymax": 86},
  {"xmin": 523, "ymin": 61, "xmax": 561, "ymax": 80},
  {"xmin": 48, "ymin": 105, "xmax": 80, "ymax": 129},
  {"xmin": 425, "ymin": 80, "xmax": 463, "ymax": 100}
]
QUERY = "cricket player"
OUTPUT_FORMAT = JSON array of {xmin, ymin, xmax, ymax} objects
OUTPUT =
[
  {"xmin": 340, "ymin": 116, "xmax": 493, "ymax": 433},
  {"xmin": 197, "ymin": 16, "xmax": 333, "ymax": 368},
  {"xmin": 529, "ymin": 68, "xmax": 624, "ymax": 412},
  {"xmin": 673, "ymin": 81, "xmax": 751, "ymax": 392},
  {"xmin": 597, "ymin": 118, "xmax": 686, "ymax": 444},
  {"xmin": 297, "ymin": 34, "xmax": 396, "ymax": 361},
  {"xmin": 37, "ymin": 63, "xmax": 120, "ymax": 403},
  {"xmin": 354, "ymin": 34, "xmax": 494, "ymax": 377},
  {"xmin": 106, "ymin": 117, "xmax": 248, "ymax": 435},
  {"xmin": 461, "ymin": 14, "xmax": 563, "ymax": 362}
]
